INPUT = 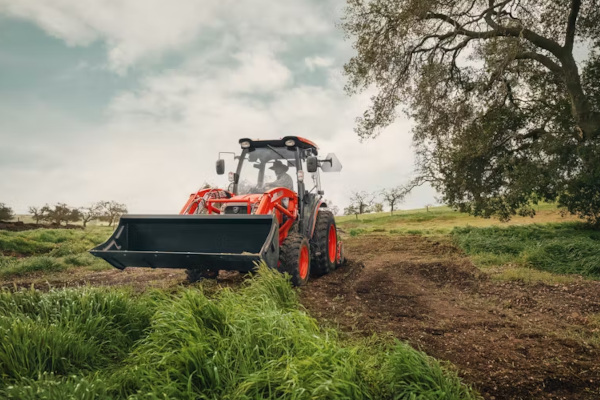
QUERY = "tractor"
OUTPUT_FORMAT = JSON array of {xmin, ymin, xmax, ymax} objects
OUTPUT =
[{"xmin": 91, "ymin": 136, "xmax": 343, "ymax": 285}]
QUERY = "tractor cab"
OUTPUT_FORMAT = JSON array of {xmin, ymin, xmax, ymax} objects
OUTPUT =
[{"xmin": 217, "ymin": 136, "xmax": 340, "ymax": 198}]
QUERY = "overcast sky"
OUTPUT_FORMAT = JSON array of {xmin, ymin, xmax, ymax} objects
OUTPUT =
[{"xmin": 0, "ymin": 0, "xmax": 438, "ymax": 214}]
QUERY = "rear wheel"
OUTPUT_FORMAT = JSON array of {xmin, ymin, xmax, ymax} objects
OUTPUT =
[
  {"xmin": 310, "ymin": 210, "xmax": 337, "ymax": 276},
  {"xmin": 186, "ymin": 268, "xmax": 218, "ymax": 283},
  {"xmin": 279, "ymin": 233, "xmax": 310, "ymax": 286}
]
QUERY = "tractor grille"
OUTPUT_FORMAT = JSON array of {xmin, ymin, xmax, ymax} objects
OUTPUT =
[{"xmin": 224, "ymin": 204, "xmax": 249, "ymax": 214}]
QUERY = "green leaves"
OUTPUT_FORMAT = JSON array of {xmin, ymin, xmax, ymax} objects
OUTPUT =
[{"xmin": 343, "ymin": 0, "xmax": 600, "ymax": 223}]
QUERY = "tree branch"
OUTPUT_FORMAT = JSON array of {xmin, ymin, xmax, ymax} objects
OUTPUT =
[
  {"xmin": 514, "ymin": 52, "xmax": 562, "ymax": 74},
  {"xmin": 483, "ymin": 1, "xmax": 564, "ymax": 58},
  {"xmin": 565, "ymin": 0, "xmax": 581, "ymax": 50}
]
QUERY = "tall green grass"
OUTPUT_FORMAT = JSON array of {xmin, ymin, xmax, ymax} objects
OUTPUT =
[
  {"xmin": 453, "ymin": 223, "xmax": 600, "ymax": 277},
  {"xmin": 0, "ymin": 227, "xmax": 112, "ymax": 277},
  {"xmin": 0, "ymin": 265, "xmax": 479, "ymax": 399}
]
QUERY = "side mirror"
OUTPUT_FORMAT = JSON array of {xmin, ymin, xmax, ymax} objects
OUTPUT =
[
  {"xmin": 306, "ymin": 156, "xmax": 318, "ymax": 173},
  {"xmin": 216, "ymin": 159, "xmax": 225, "ymax": 175},
  {"xmin": 321, "ymin": 153, "xmax": 342, "ymax": 173}
]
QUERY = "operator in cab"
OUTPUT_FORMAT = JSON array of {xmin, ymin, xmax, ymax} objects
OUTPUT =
[{"xmin": 265, "ymin": 160, "xmax": 294, "ymax": 191}]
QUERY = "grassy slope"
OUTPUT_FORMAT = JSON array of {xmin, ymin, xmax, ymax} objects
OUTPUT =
[
  {"xmin": 0, "ymin": 227, "xmax": 113, "ymax": 278},
  {"xmin": 336, "ymin": 203, "xmax": 577, "ymax": 235},
  {"xmin": 337, "ymin": 204, "xmax": 600, "ymax": 282},
  {"xmin": 0, "ymin": 266, "xmax": 479, "ymax": 400}
]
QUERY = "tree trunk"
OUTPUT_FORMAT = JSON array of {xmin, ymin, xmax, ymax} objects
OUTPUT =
[{"xmin": 560, "ymin": 55, "xmax": 600, "ymax": 139}]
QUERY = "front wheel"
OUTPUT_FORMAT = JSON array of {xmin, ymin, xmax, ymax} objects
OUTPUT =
[
  {"xmin": 310, "ymin": 210, "xmax": 337, "ymax": 276},
  {"xmin": 279, "ymin": 233, "xmax": 311, "ymax": 286}
]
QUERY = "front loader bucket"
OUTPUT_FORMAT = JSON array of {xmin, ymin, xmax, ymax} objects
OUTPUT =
[{"xmin": 90, "ymin": 215, "xmax": 279, "ymax": 272}]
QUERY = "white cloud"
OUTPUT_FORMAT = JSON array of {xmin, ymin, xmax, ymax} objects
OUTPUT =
[
  {"xmin": 304, "ymin": 56, "xmax": 334, "ymax": 71},
  {"xmin": 0, "ymin": 0, "xmax": 333, "ymax": 73},
  {"xmin": 0, "ymin": 0, "xmax": 439, "ymax": 214},
  {"xmin": 82, "ymin": 51, "xmax": 432, "ymax": 213}
]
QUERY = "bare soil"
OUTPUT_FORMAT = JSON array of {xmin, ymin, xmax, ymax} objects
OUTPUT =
[
  {"xmin": 301, "ymin": 235, "xmax": 600, "ymax": 400},
  {"xmin": 0, "ymin": 268, "xmax": 247, "ymax": 292}
]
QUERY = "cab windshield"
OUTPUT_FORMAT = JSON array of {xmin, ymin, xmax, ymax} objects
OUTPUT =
[{"xmin": 237, "ymin": 147, "xmax": 298, "ymax": 195}]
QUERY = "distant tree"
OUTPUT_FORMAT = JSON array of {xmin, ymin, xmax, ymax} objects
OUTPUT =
[
  {"xmin": 373, "ymin": 203, "xmax": 384, "ymax": 213},
  {"xmin": 80, "ymin": 202, "xmax": 104, "ymax": 228},
  {"xmin": 99, "ymin": 201, "xmax": 128, "ymax": 227},
  {"xmin": 382, "ymin": 187, "xmax": 406, "ymax": 215},
  {"xmin": 344, "ymin": 205, "xmax": 359, "ymax": 219},
  {"xmin": 0, "ymin": 203, "xmax": 14, "ymax": 221},
  {"xmin": 43, "ymin": 203, "xmax": 81, "ymax": 226},
  {"xmin": 348, "ymin": 191, "xmax": 375, "ymax": 219},
  {"xmin": 28, "ymin": 206, "xmax": 47, "ymax": 224}
]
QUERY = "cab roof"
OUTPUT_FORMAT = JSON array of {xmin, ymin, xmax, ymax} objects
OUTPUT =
[{"xmin": 238, "ymin": 136, "xmax": 318, "ymax": 154}]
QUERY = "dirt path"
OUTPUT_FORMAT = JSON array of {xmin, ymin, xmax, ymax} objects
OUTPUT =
[{"xmin": 301, "ymin": 235, "xmax": 600, "ymax": 400}]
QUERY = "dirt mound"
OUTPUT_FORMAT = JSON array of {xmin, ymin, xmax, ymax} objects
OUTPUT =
[
  {"xmin": 301, "ymin": 235, "xmax": 600, "ymax": 400},
  {"xmin": 0, "ymin": 221, "xmax": 84, "ymax": 231}
]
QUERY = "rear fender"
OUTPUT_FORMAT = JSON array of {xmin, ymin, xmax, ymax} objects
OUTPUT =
[{"xmin": 305, "ymin": 200, "xmax": 325, "ymax": 238}]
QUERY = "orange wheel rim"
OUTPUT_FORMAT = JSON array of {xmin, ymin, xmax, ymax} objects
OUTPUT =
[
  {"xmin": 328, "ymin": 225, "xmax": 337, "ymax": 263},
  {"xmin": 299, "ymin": 245, "xmax": 309, "ymax": 279}
]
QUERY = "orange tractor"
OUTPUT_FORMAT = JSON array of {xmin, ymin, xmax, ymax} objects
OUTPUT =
[{"xmin": 91, "ymin": 136, "xmax": 343, "ymax": 285}]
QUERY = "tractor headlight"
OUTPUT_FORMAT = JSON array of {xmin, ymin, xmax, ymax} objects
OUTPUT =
[
  {"xmin": 297, "ymin": 170, "xmax": 304, "ymax": 182},
  {"xmin": 228, "ymin": 172, "xmax": 235, "ymax": 182},
  {"xmin": 241, "ymin": 141, "xmax": 251, "ymax": 149},
  {"xmin": 285, "ymin": 139, "xmax": 295, "ymax": 147}
]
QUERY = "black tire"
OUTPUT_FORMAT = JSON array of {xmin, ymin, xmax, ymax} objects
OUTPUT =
[
  {"xmin": 186, "ymin": 268, "xmax": 218, "ymax": 283},
  {"xmin": 279, "ymin": 233, "xmax": 311, "ymax": 286},
  {"xmin": 310, "ymin": 210, "xmax": 337, "ymax": 276}
]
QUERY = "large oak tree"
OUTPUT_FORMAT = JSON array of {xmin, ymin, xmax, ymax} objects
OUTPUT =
[{"xmin": 343, "ymin": 0, "xmax": 600, "ymax": 223}]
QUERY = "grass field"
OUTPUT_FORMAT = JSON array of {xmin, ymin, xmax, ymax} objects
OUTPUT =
[
  {"xmin": 0, "ymin": 265, "xmax": 478, "ymax": 399},
  {"xmin": 338, "ymin": 204, "xmax": 599, "ymax": 282},
  {"xmin": 1, "ymin": 203, "xmax": 599, "ymax": 398},
  {"xmin": 337, "ymin": 203, "xmax": 578, "ymax": 235},
  {"xmin": 0, "ymin": 227, "xmax": 113, "ymax": 278}
]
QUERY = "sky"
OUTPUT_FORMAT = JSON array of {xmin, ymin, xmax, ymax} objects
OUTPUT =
[{"xmin": 0, "ymin": 0, "xmax": 438, "ymax": 215}]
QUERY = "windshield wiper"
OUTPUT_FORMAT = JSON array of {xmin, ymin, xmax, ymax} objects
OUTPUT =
[{"xmin": 267, "ymin": 145, "xmax": 296, "ymax": 167}]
